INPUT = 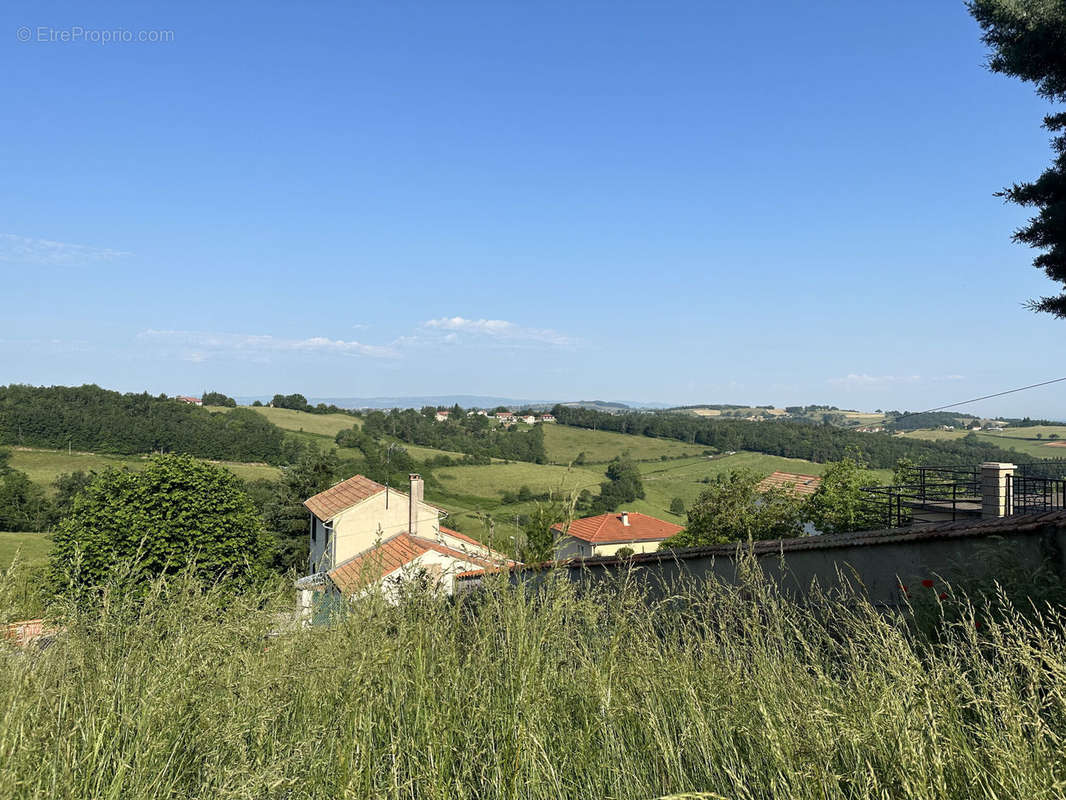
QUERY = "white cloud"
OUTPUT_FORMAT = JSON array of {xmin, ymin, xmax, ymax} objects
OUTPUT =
[
  {"xmin": 139, "ymin": 329, "xmax": 398, "ymax": 360},
  {"xmin": 0, "ymin": 233, "xmax": 131, "ymax": 266},
  {"xmin": 423, "ymin": 316, "xmax": 574, "ymax": 347}
]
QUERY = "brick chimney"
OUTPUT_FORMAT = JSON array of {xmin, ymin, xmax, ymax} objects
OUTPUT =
[
  {"xmin": 621, "ymin": 511, "xmax": 630, "ymax": 527},
  {"xmin": 409, "ymin": 473, "xmax": 423, "ymax": 535}
]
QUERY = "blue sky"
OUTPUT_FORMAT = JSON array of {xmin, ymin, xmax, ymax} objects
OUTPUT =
[{"xmin": 2, "ymin": 1, "xmax": 1064, "ymax": 416}]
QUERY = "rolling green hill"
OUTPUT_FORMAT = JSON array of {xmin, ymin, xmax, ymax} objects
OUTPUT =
[
  {"xmin": 8, "ymin": 400, "xmax": 1040, "ymax": 558},
  {"xmin": 900, "ymin": 427, "xmax": 1066, "ymax": 461},
  {"xmin": 208, "ymin": 405, "xmax": 361, "ymax": 437},
  {"xmin": 542, "ymin": 423, "xmax": 708, "ymax": 463},
  {"xmin": 8, "ymin": 447, "xmax": 281, "ymax": 492}
]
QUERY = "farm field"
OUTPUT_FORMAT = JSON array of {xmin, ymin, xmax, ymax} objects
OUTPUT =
[
  {"xmin": 900, "ymin": 429, "xmax": 1066, "ymax": 461},
  {"xmin": 542, "ymin": 423, "xmax": 708, "ymax": 463},
  {"xmin": 431, "ymin": 462, "xmax": 604, "ymax": 501},
  {"xmin": 0, "ymin": 531, "xmax": 51, "ymax": 569},
  {"xmin": 8, "ymin": 447, "xmax": 281, "ymax": 491},
  {"xmin": 424, "ymin": 449, "xmax": 860, "ymax": 530},
  {"xmin": 985, "ymin": 425, "xmax": 1066, "ymax": 439},
  {"xmin": 209, "ymin": 405, "xmax": 361, "ymax": 437},
  {"xmin": 632, "ymin": 453, "xmax": 893, "ymax": 520}
]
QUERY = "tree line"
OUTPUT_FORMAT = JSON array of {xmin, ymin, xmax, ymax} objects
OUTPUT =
[
  {"xmin": 0, "ymin": 384, "xmax": 297, "ymax": 464},
  {"xmin": 550, "ymin": 405, "xmax": 1027, "ymax": 469},
  {"xmin": 358, "ymin": 407, "xmax": 547, "ymax": 463}
]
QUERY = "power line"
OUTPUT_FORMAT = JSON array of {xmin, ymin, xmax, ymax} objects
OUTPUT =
[{"xmin": 904, "ymin": 376, "xmax": 1066, "ymax": 419}]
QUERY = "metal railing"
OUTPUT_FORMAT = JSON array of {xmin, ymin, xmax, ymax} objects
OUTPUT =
[
  {"xmin": 860, "ymin": 463, "xmax": 1066, "ymax": 530},
  {"xmin": 1007, "ymin": 474, "xmax": 1066, "ymax": 515},
  {"xmin": 860, "ymin": 466, "xmax": 983, "ymax": 529}
]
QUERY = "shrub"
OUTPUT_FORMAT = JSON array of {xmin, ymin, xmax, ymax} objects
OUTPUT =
[{"xmin": 49, "ymin": 455, "xmax": 267, "ymax": 597}]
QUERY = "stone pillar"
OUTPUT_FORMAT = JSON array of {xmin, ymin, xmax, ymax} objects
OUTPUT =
[{"xmin": 981, "ymin": 462, "xmax": 1016, "ymax": 518}]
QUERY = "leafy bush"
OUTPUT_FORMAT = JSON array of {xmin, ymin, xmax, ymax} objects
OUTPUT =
[
  {"xmin": 663, "ymin": 469, "xmax": 804, "ymax": 548},
  {"xmin": 49, "ymin": 455, "xmax": 267, "ymax": 597}
]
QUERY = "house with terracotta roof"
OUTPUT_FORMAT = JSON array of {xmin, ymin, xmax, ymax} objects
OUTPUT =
[
  {"xmin": 434, "ymin": 410, "xmax": 450, "ymax": 422},
  {"xmin": 296, "ymin": 473, "xmax": 511, "ymax": 612},
  {"xmin": 552, "ymin": 511, "xmax": 684, "ymax": 559}
]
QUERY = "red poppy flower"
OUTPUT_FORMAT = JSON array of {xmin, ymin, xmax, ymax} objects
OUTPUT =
[
  {"xmin": 921, "ymin": 579, "xmax": 934, "ymax": 588},
  {"xmin": 939, "ymin": 592, "xmax": 948, "ymax": 600}
]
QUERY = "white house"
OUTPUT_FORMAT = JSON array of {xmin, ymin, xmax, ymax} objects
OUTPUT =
[
  {"xmin": 519, "ymin": 414, "xmax": 537, "ymax": 425},
  {"xmin": 434, "ymin": 410, "xmax": 450, "ymax": 422},
  {"xmin": 551, "ymin": 511, "xmax": 684, "ymax": 559},
  {"xmin": 539, "ymin": 413, "xmax": 556, "ymax": 423},
  {"xmin": 296, "ymin": 474, "xmax": 511, "ymax": 614}
]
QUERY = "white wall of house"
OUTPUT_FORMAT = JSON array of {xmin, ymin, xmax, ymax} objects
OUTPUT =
[
  {"xmin": 589, "ymin": 539, "xmax": 665, "ymax": 557},
  {"xmin": 333, "ymin": 490, "xmax": 441, "ymax": 565},
  {"xmin": 308, "ymin": 491, "xmax": 442, "ymax": 572},
  {"xmin": 553, "ymin": 533, "xmax": 666, "ymax": 559},
  {"xmin": 355, "ymin": 549, "xmax": 484, "ymax": 602}
]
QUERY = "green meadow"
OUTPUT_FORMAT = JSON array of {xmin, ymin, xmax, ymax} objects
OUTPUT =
[
  {"xmin": 901, "ymin": 427, "xmax": 1066, "ymax": 462},
  {"xmin": 8, "ymin": 447, "xmax": 281, "ymax": 491},
  {"xmin": 542, "ymin": 423, "xmax": 708, "ymax": 463},
  {"xmin": 208, "ymin": 404, "xmax": 361, "ymax": 437},
  {"xmin": 0, "ymin": 531, "xmax": 51, "ymax": 569}
]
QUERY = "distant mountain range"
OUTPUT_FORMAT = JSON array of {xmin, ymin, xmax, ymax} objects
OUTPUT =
[{"xmin": 233, "ymin": 395, "xmax": 674, "ymax": 411}]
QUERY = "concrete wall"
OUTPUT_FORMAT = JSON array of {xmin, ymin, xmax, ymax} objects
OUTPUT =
[{"xmin": 505, "ymin": 520, "xmax": 1066, "ymax": 608}]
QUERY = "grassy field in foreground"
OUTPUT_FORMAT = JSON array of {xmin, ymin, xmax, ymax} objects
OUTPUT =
[
  {"xmin": 2, "ymin": 573, "xmax": 1064, "ymax": 798},
  {"xmin": 0, "ymin": 531, "xmax": 51, "ymax": 569},
  {"xmin": 8, "ymin": 447, "xmax": 281, "ymax": 492},
  {"xmin": 542, "ymin": 424, "xmax": 709, "ymax": 464}
]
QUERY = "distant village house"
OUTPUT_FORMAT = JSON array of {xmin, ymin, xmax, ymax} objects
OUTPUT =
[{"xmin": 552, "ymin": 511, "xmax": 684, "ymax": 559}]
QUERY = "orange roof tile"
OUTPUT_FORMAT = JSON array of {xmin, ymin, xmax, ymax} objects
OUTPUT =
[
  {"xmin": 757, "ymin": 471, "xmax": 822, "ymax": 496},
  {"xmin": 327, "ymin": 533, "xmax": 502, "ymax": 595},
  {"xmin": 440, "ymin": 525, "xmax": 487, "ymax": 549},
  {"xmin": 303, "ymin": 474, "xmax": 386, "ymax": 521},
  {"xmin": 439, "ymin": 525, "xmax": 513, "ymax": 562},
  {"xmin": 552, "ymin": 512, "xmax": 683, "ymax": 544}
]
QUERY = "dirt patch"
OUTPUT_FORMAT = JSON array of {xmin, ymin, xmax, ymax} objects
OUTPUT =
[{"xmin": 1044, "ymin": 441, "xmax": 1066, "ymax": 447}]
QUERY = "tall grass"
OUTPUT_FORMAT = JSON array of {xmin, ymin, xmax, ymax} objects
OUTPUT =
[{"xmin": 2, "ymin": 565, "xmax": 1066, "ymax": 799}]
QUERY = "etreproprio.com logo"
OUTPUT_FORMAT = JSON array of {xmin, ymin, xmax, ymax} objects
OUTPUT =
[{"xmin": 16, "ymin": 26, "xmax": 174, "ymax": 44}]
